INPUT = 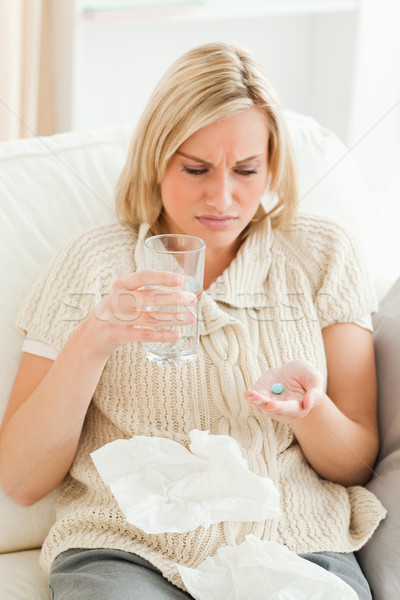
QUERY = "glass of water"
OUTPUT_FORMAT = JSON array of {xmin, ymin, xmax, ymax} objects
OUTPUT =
[{"xmin": 143, "ymin": 234, "xmax": 206, "ymax": 365}]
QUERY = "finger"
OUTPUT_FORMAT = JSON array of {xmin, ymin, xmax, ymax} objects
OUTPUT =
[
  {"xmin": 116, "ymin": 270, "xmax": 186, "ymax": 290},
  {"xmin": 264, "ymin": 399, "xmax": 304, "ymax": 413},
  {"xmin": 301, "ymin": 389, "xmax": 321, "ymax": 411},
  {"xmin": 245, "ymin": 390, "xmax": 277, "ymax": 404},
  {"xmin": 139, "ymin": 288, "xmax": 198, "ymax": 308},
  {"xmin": 244, "ymin": 390, "xmax": 267, "ymax": 405},
  {"xmin": 127, "ymin": 326, "xmax": 181, "ymax": 343},
  {"xmin": 112, "ymin": 288, "xmax": 197, "ymax": 313},
  {"xmin": 245, "ymin": 391, "xmax": 304, "ymax": 414},
  {"xmin": 129, "ymin": 309, "xmax": 196, "ymax": 326}
]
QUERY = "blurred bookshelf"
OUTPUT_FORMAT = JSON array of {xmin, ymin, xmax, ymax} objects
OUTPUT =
[
  {"xmin": 81, "ymin": 0, "xmax": 358, "ymax": 21},
  {"xmin": 81, "ymin": 0, "xmax": 206, "ymax": 21}
]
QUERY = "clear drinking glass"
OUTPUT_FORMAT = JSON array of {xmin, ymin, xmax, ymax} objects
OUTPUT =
[{"xmin": 143, "ymin": 234, "xmax": 206, "ymax": 365}]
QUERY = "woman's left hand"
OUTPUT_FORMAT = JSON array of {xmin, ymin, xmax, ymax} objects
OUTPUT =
[{"xmin": 244, "ymin": 359, "xmax": 325, "ymax": 424}]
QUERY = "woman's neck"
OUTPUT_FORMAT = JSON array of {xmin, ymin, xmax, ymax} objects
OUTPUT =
[{"xmin": 203, "ymin": 239, "xmax": 241, "ymax": 290}]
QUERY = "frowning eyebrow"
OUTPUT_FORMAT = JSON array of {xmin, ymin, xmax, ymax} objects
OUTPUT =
[{"xmin": 176, "ymin": 151, "xmax": 264, "ymax": 165}]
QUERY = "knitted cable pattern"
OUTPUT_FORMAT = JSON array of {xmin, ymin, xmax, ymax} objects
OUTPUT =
[{"xmin": 16, "ymin": 214, "xmax": 386, "ymax": 590}]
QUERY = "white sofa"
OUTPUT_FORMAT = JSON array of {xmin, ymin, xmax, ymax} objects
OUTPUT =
[{"xmin": 0, "ymin": 113, "xmax": 399, "ymax": 600}]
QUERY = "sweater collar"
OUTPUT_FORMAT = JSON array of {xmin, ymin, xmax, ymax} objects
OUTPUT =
[
  {"xmin": 206, "ymin": 218, "xmax": 273, "ymax": 308},
  {"xmin": 134, "ymin": 220, "xmax": 273, "ymax": 311}
]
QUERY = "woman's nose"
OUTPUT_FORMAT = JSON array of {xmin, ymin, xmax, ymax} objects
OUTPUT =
[{"xmin": 205, "ymin": 173, "xmax": 233, "ymax": 211}]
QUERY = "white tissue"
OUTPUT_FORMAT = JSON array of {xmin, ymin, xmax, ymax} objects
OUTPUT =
[
  {"xmin": 177, "ymin": 535, "xmax": 358, "ymax": 600},
  {"xmin": 90, "ymin": 429, "xmax": 280, "ymax": 534}
]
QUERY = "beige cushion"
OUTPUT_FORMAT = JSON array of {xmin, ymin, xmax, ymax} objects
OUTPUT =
[
  {"xmin": 0, "ymin": 124, "xmax": 132, "ymax": 554},
  {"xmin": 357, "ymin": 279, "xmax": 400, "ymax": 600},
  {"xmin": 0, "ymin": 485, "xmax": 58, "ymax": 554},
  {"xmin": 0, "ymin": 549, "xmax": 49, "ymax": 600}
]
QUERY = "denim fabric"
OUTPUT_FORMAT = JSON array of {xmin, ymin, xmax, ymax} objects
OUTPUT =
[
  {"xmin": 299, "ymin": 551, "xmax": 372, "ymax": 600},
  {"xmin": 49, "ymin": 547, "xmax": 371, "ymax": 599},
  {"xmin": 49, "ymin": 549, "xmax": 193, "ymax": 600}
]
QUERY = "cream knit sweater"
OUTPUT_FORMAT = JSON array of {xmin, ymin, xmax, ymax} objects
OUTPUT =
[{"xmin": 17, "ymin": 213, "xmax": 386, "ymax": 590}]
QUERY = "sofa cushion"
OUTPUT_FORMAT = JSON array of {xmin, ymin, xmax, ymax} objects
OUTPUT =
[
  {"xmin": 0, "ymin": 484, "xmax": 58, "ymax": 554},
  {"xmin": 0, "ymin": 123, "xmax": 133, "ymax": 424},
  {"xmin": 357, "ymin": 278, "xmax": 400, "ymax": 600},
  {"xmin": 283, "ymin": 111, "xmax": 384, "ymax": 298},
  {"xmin": 373, "ymin": 278, "xmax": 400, "ymax": 461},
  {"xmin": 0, "ymin": 124, "xmax": 133, "ymax": 554},
  {"xmin": 0, "ymin": 549, "xmax": 49, "ymax": 600}
]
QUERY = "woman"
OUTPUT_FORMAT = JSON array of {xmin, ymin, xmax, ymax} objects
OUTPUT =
[{"xmin": 0, "ymin": 43, "xmax": 385, "ymax": 599}]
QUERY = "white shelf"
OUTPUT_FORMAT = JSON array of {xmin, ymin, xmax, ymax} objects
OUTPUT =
[
  {"xmin": 171, "ymin": 1, "xmax": 359, "ymax": 21},
  {"xmin": 81, "ymin": 0, "xmax": 359, "ymax": 22}
]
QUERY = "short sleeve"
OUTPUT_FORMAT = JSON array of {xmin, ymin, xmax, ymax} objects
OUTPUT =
[
  {"xmin": 15, "ymin": 223, "xmax": 137, "ymax": 351},
  {"xmin": 23, "ymin": 333, "xmax": 61, "ymax": 360},
  {"xmin": 15, "ymin": 227, "xmax": 113, "ymax": 351},
  {"xmin": 311, "ymin": 219, "xmax": 378, "ymax": 329}
]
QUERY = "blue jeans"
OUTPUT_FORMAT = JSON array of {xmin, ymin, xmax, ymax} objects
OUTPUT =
[{"xmin": 49, "ymin": 547, "xmax": 372, "ymax": 599}]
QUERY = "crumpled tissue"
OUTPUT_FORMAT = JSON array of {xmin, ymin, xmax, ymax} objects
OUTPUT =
[
  {"xmin": 177, "ymin": 535, "xmax": 358, "ymax": 600},
  {"xmin": 90, "ymin": 429, "xmax": 280, "ymax": 534}
]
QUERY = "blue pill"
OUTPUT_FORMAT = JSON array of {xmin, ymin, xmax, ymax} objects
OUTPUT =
[{"xmin": 271, "ymin": 383, "xmax": 284, "ymax": 395}]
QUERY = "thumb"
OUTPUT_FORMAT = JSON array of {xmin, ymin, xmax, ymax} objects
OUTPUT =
[{"xmin": 301, "ymin": 387, "xmax": 322, "ymax": 411}]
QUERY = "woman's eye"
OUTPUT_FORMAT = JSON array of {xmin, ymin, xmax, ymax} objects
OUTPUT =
[
  {"xmin": 182, "ymin": 166, "xmax": 207, "ymax": 176},
  {"xmin": 181, "ymin": 166, "xmax": 258, "ymax": 176},
  {"xmin": 236, "ymin": 169, "xmax": 258, "ymax": 176}
]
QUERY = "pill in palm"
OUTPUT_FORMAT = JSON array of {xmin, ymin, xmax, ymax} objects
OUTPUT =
[{"xmin": 271, "ymin": 383, "xmax": 284, "ymax": 395}]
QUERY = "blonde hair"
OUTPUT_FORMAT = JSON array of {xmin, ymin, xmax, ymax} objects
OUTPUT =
[{"xmin": 115, "ymin": 42, "xmax": 298, "ymax": 232}]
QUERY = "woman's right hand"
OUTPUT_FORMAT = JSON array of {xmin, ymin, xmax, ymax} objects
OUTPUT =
[
  {"xmin": 0, "ymin": 270, "xmax": 197, "ymax": 505},
  {"xmin": 87, "ymin": 270, "xmax": 198, "ymax": 359}
]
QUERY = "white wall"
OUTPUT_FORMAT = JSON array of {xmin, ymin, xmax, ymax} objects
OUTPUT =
[
  {"xmin": 52, "ymin": 0, "xmax": 400, "ymax": 260},
  {"xmin": 71, "ymin": 14, "xmax": 315, "ymax": 130},
  {"xmin": 54, "ymin": 2, "xmax": 362, "ymax": 140},
  {"xmin": 348, "ymin": 0, "xmax": 400, "ymax": 193}
]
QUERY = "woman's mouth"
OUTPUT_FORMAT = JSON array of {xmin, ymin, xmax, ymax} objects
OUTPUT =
[{"xmin": 196, "ymin": 215, "xmax": 238, "ymax": 230}]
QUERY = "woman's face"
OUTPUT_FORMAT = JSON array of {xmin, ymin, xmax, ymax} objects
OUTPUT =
[{"xmin": 160, "ymin": 107, "xmax": 269, "ymax": 256}]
